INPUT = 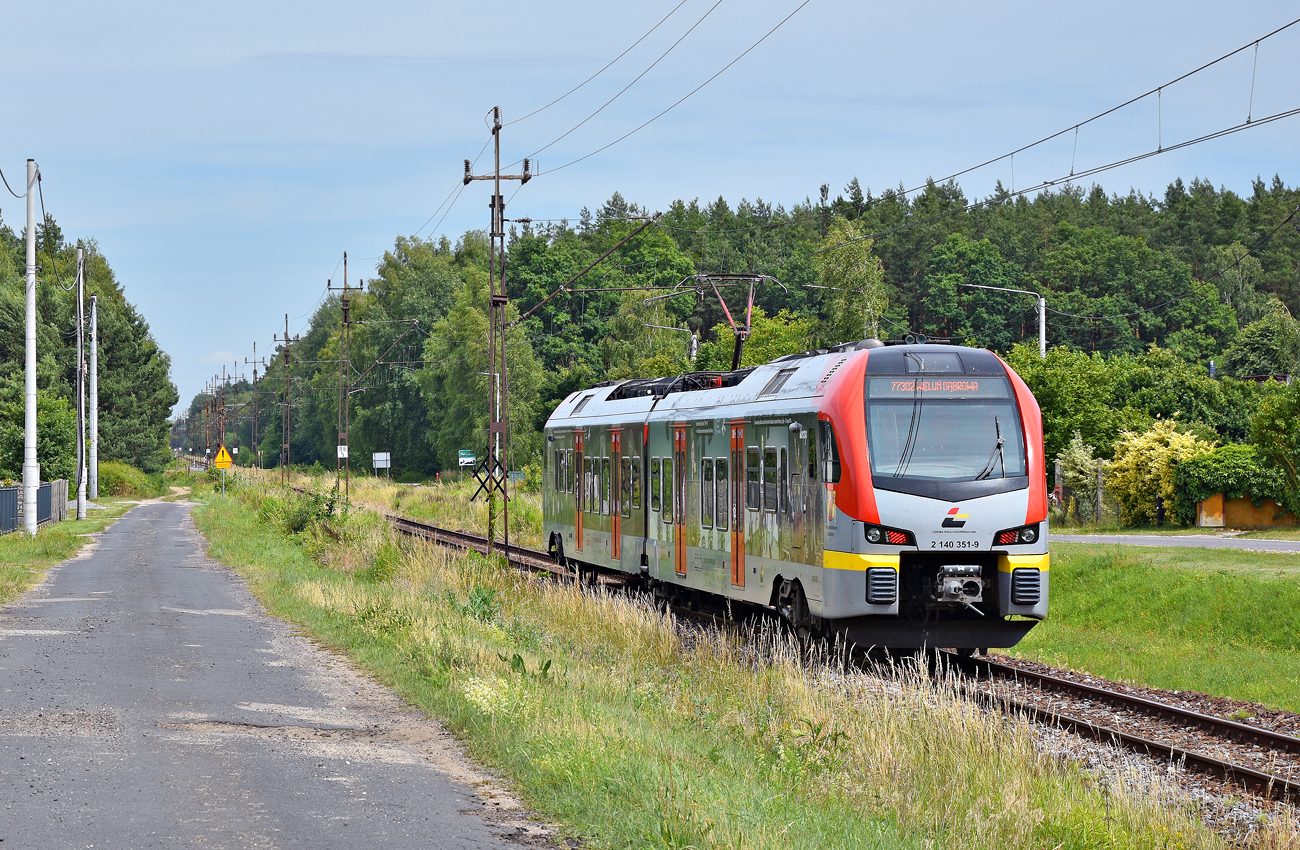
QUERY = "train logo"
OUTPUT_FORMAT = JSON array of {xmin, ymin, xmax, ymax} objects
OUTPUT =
[{"xmin": 942, "ymin": 507, "xmax": 970, "ymax": 528}]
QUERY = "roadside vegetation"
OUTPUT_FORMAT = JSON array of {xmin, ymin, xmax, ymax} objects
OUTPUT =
[{"xmin": 190, "ymin": 474, "xmax": 1300, "ymax": 850}]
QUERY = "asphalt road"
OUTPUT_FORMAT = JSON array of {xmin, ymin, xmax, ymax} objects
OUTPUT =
[
  {"xmin": 0, "ymin": 501, "xmax": 537, "ymax": 849},
  {"xmin": 1056, "ymin": 533, "xmax": 1300, "ymax": 552}
]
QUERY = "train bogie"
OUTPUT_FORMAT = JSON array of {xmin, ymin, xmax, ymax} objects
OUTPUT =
[{"xmin": 541, "ymin": 339, "xmax": 1049, "ymax": 650}]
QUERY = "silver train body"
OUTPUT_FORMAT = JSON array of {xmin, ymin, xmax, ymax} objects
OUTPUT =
[{"xmin": 541, "ymin": 341, "xmax": 1050, "ymax": 649}]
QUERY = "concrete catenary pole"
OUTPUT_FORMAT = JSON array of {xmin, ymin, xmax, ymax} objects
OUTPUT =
[
  {"xmin": 76, "ymin": 248, "xmax": 87, "ymax": 520},
  {"xmin": 89, "ymin": 295, "xmax": 99, "ymax": 500},
  {"xmin": 22, "ymin": 160, "xmax": 40, "ymax": 536}
]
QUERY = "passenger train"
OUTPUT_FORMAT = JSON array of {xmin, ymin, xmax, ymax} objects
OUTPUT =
[{"xmin": 541, "ymin": 338, "xmax": 1048, "ymax": 650}]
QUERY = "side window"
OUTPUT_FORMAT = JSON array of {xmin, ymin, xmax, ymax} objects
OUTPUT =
[
  {"xmin": 555, "ymin": 448, "xmax": 563, "ymax": 492},
  {"xmin": 790, "ymin": 473, "xmax": 802, "ymax": 517},
  {"xmin": 716, "ymin": 457, "xmax": 729, "ymax": 531},
  {"xmin": 601, "ymin": 458, "xmax": 611, "ymax": 515},
  {"xmin": 663, "ymin": 457, "xmax": 674, "ymax": 522},
  {"xmin": 779, "ymin": 447, "xmax": 788, "ymax": 515},
  {"xmin": 621, "ymin": 458, "xmax": 632, "ymax": 518},
  {"xmin": 567, "ymin": 449, "xmax": 575, "ymax": 495},
  {"xmin": 631, "ymin": 458, "xmax": 643, "ymax": 509},
  {"xmin": 763, "ymin": 447, "xmax": 778, "ymax": 512},
  {"xmin": 701, "ymin": 459, "xmax": 714, "ymax": 529},
  {"xmin": 746, "ymin": 447, "xmax": 760, "ymax": 511},
  {"xmin": 650, "ymin": 458, "xmax": 661, "ymax": 512},
  {"xmin": 585, "ymin": 458, "xmax": 595, "ymax": 513},
  {"xmin": 820, "ymin": 421, "xmax": 841, "ymax": 483}
]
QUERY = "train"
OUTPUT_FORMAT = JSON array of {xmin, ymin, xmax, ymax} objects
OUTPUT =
[{"xmin": 540, "ymin": 337, "xmax": 1048, "ymax": 650}]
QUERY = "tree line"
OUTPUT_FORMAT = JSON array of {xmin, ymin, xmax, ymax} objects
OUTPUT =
[
  {"xmin": 182, "ymin": 173, "xmax": 1300, "ymax": 482},
  {"xmin": 0, "ymin": 213, "xmax": 179, "ymax": 479}
]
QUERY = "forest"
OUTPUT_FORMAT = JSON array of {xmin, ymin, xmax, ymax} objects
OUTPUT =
[
  {"xmin": 180, "ymin": 174, "xmax": 1300, "ymax": 501},
  {"xmin": 0, "ymin": 213, "xmax": 179, "ymax": 479}
]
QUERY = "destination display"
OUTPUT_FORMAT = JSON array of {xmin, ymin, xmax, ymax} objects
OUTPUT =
[{"xmin": 866, "ymin": 376, "xmax": 1012, "ymax": 399}]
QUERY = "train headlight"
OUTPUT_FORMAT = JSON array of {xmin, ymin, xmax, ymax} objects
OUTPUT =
[
  {"xmin": 995, "ymin": 523, "xmax": 1041, "ymax": 546},
  {"xmin": 864, "ymin": 525, "xmax": 915, "ymax": 546}
]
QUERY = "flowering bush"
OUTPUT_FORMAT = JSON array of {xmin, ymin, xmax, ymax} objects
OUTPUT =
[{"xmin": 1107, "ymin": 420, "xmax": 1214, "ymax": 526}]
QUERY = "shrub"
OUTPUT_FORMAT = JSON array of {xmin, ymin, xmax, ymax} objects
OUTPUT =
[
  {"xmin": 98, "ymin": 461, "xmax": 153, "ymax": 497},
  {"xmin": 1171, "ymin": 444, "xmax": 1288, "ymax": 526},
  {"xmin": 1107, "ymin": 420, "xmax": 1214, "ymax": 526},
  {"xmin": 1055, "ymin": 431, "xmax": 1098, "ymax": 524},
  {"xmin": 1252, "ymin": 378, "xmax": 1300, "ymax": 517}
]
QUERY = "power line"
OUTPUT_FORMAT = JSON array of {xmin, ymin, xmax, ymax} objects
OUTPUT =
[
  {"xmin": 758, "ymin": 102, "xmax": 1300, "ymax": 273},
  {"xmin": 34, "ymin": 168, "xmax": 75, "ymax": 292},
  {"xmin": 910, "ymin": 16, "xmax": 1300, "ymax": 201},
  {"xmin": 519, "ymin": 0, "xmax": 727, "ymax": 164},
  {"xmin": 0, "ymin": 166, "xmax": 25, "ymax": 199},
  {"xmin": 505, "ymin": 0, "xmax": 692, "ymax": 127},
  {"xmin": 643, "ymin": 16, "xmax": 1300, "ymax": 239},
  {"xmin": 414, "ymin": 136, "xmax": 492, "ymax": 238},
  {"xmin": 538, "ymin": 0, "xmax": 812, "ymax": 176}
]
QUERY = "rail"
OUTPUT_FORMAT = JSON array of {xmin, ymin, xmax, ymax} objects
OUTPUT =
[{"xmin": 946, "ymin": 651, "xmax": 1300, "ymax": 803}]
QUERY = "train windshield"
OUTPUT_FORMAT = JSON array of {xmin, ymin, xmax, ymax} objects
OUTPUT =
[{"xmin": 865, "ymin": 375, "xmax": 1027, "ymax": 487}]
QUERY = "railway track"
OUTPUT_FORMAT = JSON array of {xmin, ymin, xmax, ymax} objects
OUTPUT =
[
  {"xmin": 945, "ymin": 652, "xmax": 1300, "ymax": 803},
  {"xmin": 363, "ymin": 506, "xmax": 1300, "ymax": 805}
]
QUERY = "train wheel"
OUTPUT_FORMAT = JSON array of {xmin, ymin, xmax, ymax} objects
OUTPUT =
[{"xmin": 776, "ymin": 579, "xmax": 814, "ymax": 642}]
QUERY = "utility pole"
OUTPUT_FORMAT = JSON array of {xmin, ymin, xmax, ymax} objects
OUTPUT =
[
  {"xmin": 275, "ymin": 314, "xmax": 293, "ymax": 485},
  {"xmin": 463, "ymin": 106, "xmax": 530, "ymax": 562},
  {"xmin": 89, "ymin": 295, "xmax": 98, "ymax": 500},
  {"xmin": 22, "ymin": 159, "xmax": 39, "ymax": 536},
  {"xmin": 75, "ymin": 248, "xmax": 86, "ymax": 520},
  {"xmin": 245, "ymin": 343, "xmax": 265, "ymax": 469},
  {"xmin": 328, "ymin": 256, "xmax": 362, "ymax": 503}
]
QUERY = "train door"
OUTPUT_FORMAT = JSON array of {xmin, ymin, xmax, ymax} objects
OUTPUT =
[
  {"xmin": 673, "ymin": 425, "xmax": 687, "ymax": 577},
  {"xmin": 574, "ymin": 430, "xmax": 584, "ymax": 553},
  {"xmin": 729, "ymin": 421, "xmax": 745, "ymax": 587},
  {"xmin": 611, "ymin": 428, "xmax": 622, "ymax": 562}
]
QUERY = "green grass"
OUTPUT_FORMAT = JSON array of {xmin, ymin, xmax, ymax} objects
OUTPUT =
[
  {"xmin": 1012, "ymin": 541, "xmax": 1300, "ymax": 710},
  {"xmin": 188, "ymin": 477, "xmax": 1251, "ymax": 850},
  {"xmin": 0, "ymin": 500, "xmax": 134, "ymax": 604}
]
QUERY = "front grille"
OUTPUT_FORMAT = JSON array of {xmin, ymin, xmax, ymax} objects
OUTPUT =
[
  {"xmin": 866, "ymin": 568, "xmax": 897, "ymax": 604},
  {"xmin": 1011, "ymin": 568, "xmax": 1041, "ymax": 605}
]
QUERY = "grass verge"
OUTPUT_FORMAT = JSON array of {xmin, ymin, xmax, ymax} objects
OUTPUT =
[
  {"xmin": 0, "ymin": 500, "xmax": 134, "ymax": 604},
  {"xmin": 1013, "ymin": 542, "xmax": 1300, "ymax": 710},
  {"xmin": 190, "ymin": 477, "xmax": 1263, "ymax": 850}
]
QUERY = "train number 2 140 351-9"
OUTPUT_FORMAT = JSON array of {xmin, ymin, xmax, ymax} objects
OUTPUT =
[{"xmin": 931, "ymin": 539, "xmax": 981, "ymax": 550}]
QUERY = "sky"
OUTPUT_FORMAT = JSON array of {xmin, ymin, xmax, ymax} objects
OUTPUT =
[{"xmin": 2, "ymin": 0, "xmax": 1298, "ymax": 415}]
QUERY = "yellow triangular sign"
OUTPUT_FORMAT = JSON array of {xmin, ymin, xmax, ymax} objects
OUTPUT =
[{"xmin": 213, "ymin": 445, "xmax": 233, "ymax": 469}]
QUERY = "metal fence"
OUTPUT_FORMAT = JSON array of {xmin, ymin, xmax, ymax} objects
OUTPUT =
[
  {"xmin": 0, "ymin": 487, "xmax": 16, "ymax": 534},
  {"xmin": 36, "ymin": 482, "xmax": 51, "ymax": 525}
]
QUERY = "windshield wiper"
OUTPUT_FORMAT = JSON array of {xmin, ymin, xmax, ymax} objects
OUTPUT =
[
  {"xmin": 891, "ymin": 351, "xmax": 924, "ymax": 478},
  {"xmin": 974, "ymin": 416, "xmax": 1006, "ymax": 480}
]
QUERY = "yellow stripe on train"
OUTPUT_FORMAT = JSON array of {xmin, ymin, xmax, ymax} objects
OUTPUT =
[
  {"xmin": 999, "ymin": 553, "xmax": 1049, "ymax": 572},
  {"xmin": 821, "ymin": 551, "xmax": 1049, "ymax": 573},
  {"xmin": 823, "ymin": 551, "xmax": 899, "ymax": 572}
]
